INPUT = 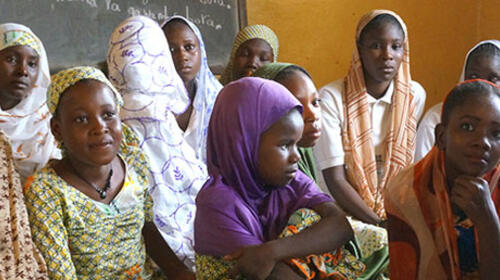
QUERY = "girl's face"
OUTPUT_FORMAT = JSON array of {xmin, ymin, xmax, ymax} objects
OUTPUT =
[
  {"xmin": 233, "ymin": 38, "xmax": 273, "ymax": 80},
  {"xmin": 279, "ymin": 71, "xmax": 321, "ymax": 148},
  {"xmin": 257, "ymin": 108, "xmax": 303, "ymax": 188},
  {"xmin": 465, "ymin": 54, "xmax": 500, "ymax": 86},
  {"xmin": 436, "ymin": 93, "xmax": 500, "ymax": 179},
  {"xmin": 164, "ymin": 21, "xmax": 202, "ymax": 85},
  {"xmin": 0, "ymin": 45, "xmax": 39, "ymax": 109},
  {"xmin": 51, "ymin": 80, "xmax": 122, "ymax": 167},
  {"xmin": 357, "ymin": 23, "xmax": 404, "ymax": 85}
]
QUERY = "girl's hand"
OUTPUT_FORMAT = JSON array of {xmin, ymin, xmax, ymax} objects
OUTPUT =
[
  {"xmin": 225, "ymin": 243, "xmax": 277, "ymax": 280},
  {"xmin": 451, "ymin": 175, "xmax": 496, "ymax": 224}
]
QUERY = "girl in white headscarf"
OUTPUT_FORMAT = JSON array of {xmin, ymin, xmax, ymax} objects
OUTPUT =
[
  {"xmin": 107, "ymin": 15, "xmax": 207, "ymax": 273},
  {"xmin": 0, "ymin": 23, "xmax": 60, "ymax": 181},
  {"xmin": 162, "ymin": 16, "xmax": 222, "ymax": 163},
  {"xmin": 415, "ymin": 40, "xmax": 500, "ymax": 161}
]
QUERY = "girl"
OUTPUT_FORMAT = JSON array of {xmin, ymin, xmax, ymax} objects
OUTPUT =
[
  {"xmin": 314, "ymin": 10, "xmax": 426, "ymax": 225},
  {"xmin": 25, "ymin": 66, "xmax": 181, "ymax": 279},
  {"xmin": 253, "ymin": 63, "xmax": 322, "ymax": 181},
  {"xmin": 219, "ymin": 24, "xmax": 278, "ymax": 85},
  {"xmin": 162, "ymin": 16, "xmax": 222, "ymax": 163},
  {"xmin": 386, "ymin": 79, "xmax": 500, "ymax": 279},
  {"xmin": 415, "ymin": 40, "xmax": 500, "ymax": 161},
  {"xmin": 0, "ymin": 23, "xmax": 59, "ymax": 181},
  {"xmin": 107, "ymin": 16, "xmax": 207, "ymax": 274},
  {"xmin": 253, "ymin": 62, "xmax": 389, "ymax": 279},
  {"xmin": 195, "ymin": 77, "xmax": 365, "ymax": 279}
]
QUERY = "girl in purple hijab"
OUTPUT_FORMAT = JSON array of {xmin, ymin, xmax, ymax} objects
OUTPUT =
[{"xmin": 194, "ymin": 77, "xmax": 364, "ymax": 279}]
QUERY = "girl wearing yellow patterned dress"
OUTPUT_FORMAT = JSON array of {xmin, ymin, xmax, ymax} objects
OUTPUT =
[{"xmin": 25, "ymin": 66, "xmax": 191, "ymax": 280}]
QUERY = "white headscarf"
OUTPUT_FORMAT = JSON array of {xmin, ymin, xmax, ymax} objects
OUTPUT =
[
  {"xmin": 0, "ymin": 23, "xmax": 60, "ymax": 181},
  {"xmin": 459, "ymin": 39, "xmax": 500, "ymax": 82},
  {"xmin": 107, "ymin": 16, "xmax": 207, "ymax": 271},
  {"xmin": 162, "ymin": 16, "xmax": 222, "ymax": 163}
]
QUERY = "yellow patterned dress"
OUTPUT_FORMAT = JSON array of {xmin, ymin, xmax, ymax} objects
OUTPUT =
[{"xmin": 24, "ymin": 128, "xmax": 160, "ymax": 280}]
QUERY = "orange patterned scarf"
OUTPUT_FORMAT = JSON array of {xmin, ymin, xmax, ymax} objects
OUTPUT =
[
  {"xmin": 342, "ymin": 10, "xmax": 417, "ymax": 218},
  {"xmin": 385, "ymin": 147, "xmax": 500, "ymax": 279}
]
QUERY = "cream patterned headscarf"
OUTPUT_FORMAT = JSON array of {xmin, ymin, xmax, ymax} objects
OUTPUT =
[
  {"xmin": 107, "ymin": 16, "xmax": 208, "ymax": 271},
  {"xmin": 0, "ymin": 23, "xmax": 59, "ymax": 181},
  {"xmin": 220, "ymin": 24, "xmax": 279, "ymax": 85},
  {"xmin": 108, "ymin": 16, "xmax": 189, "ymax": 121},
  {"xmin": 342, "ymin": 10, "xmax": 417, "ymax": 218}
]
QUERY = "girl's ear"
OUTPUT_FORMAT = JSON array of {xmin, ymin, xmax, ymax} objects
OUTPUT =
[
  {"xmin": 435, "ymin": 123, "xmax": 446, "ymax": 151},
  {"xmin": 50, "ymin": 117, "xmax": 63, "ymax": 142}
]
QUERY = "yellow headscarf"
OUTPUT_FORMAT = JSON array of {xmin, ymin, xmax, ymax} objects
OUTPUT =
[
  {"xmin": 47, "ymin": 66, "xmax": 123, "ymax": 116},
  {"xmin": 220, "ymin": 24, "xmax": 279, "ymax": 85}
]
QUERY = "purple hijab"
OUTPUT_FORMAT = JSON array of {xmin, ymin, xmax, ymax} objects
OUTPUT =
[{"xmin": 194, "ymin": 77, "xmax": 332, "ymax": 256}]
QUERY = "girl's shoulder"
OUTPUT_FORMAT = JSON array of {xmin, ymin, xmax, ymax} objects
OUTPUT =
[
  {"xmin": 25, "ymin": 162, "xmax": 64, "ymax": 193},
  {"xmin": 319, "ymin": 78, "xmax": 344, "ymax": 98},
  {"xmin": 410, "ymin": 80, "xmax": 426, "ymax": 98},
  {"xmin": 23, "ymin": 162, "xmax": 69, "ymax": 210}
]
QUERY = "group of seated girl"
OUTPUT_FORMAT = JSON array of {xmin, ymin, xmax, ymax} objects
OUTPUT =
[{"xmin": 0, "ymin": 7, "xmax": 499, "ymax": 280}]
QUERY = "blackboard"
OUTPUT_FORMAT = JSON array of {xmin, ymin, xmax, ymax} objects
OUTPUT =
[{"xmin": 0, "ymin": 0, "xmax": 247, "ymax": 73}]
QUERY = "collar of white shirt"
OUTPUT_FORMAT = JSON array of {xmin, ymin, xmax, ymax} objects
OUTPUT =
[{"xmin": 365, "ymin": 81, "xmax": 394, "ymax": 105}]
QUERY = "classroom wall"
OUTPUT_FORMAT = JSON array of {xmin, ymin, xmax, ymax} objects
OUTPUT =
[{"xmin": 247, "ymin": 0, "xmax": 497, "ymax": 110}]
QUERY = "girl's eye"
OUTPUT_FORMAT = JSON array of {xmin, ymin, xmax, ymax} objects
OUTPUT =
[
  {"xmin": 460, "ymin": 123, "xmax": 474, "ymax": 132},
  {"xmin": 260, "ymin": 55, "xmax": 271, "ymax": 62},
  {"xmin": 369, "ymin": 42, "xmax": 381, "ymax": 49},
  {"xmin": 237, "ymin": 49, "xmax": 250, "ymax": 57},
  {"xmin": 74, "ymin": 116, "xmax": 88, "ymax": 123},
  {"xmin": 492, "ymin": 130, "xmax": 500, "ymax": 139},
  {"xmin": 6, "ymin": 56, "xmax": 16, "ymax": 63},
  {"xmin": 392, "ymin": 43, "xmax": 403, "ymax": 50},
  {"xmin": 28, "ymin": 60, "xmax": 38, "ymax": 68},
  {"xmin": 312, "ymin": 98, "xmax": 322, "ymax": 107},
  {"xmin": 104, "ymin": 111, "xmax": 116, "ymax": 119},
  {"xmin": 185, "ymin": 44, "xmax": 195, "ymax": 51},
  {"xmin": 468, "ymin": 74, "xmax": 478, "ymax": 79},
  {"xmin": 489, "ymin": 76, "xmax": 499, "ymax": 83}
]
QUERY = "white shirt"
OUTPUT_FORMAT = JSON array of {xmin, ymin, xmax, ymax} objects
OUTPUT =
[
  {"xmin": 313, "ymin": 78, "xmax": 426, "ymax": 193},
  {"xmin": 415, "ymin": 102, "xmax": 442, "ymax": 161}
]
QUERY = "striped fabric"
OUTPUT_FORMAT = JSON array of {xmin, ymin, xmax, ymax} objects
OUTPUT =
[
  {"xmin": 342, "ymin": 10, "xmax": 417, "ymax": 218},
  {"xmin": 220, "ymin": 24, "xmax": 279, "ymax": 85},
  {"xmin": 385, "ymin": 147, "xmax": 500, "ymax": 279}
]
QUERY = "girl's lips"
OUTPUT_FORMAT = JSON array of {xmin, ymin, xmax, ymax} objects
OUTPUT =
[
  {"xmin": 89, "ymin": 141, "xmax": 113, "ymax": 149},
  {"xmin": 466, "ymin": 154, "xmax": 489, "ymax": 166},
  {"xmin": 11, "ymin": 81, "xmax": 29, "ymax": 89},
  {"xmin": 304, "ymin": 128, "xmax": 321, "ymax": 138},
  {"xmin": 380, "ymin": 66, "xmax": 394, "ymax": 73},
  {"xmin": 179, "ymin": 65, "xmax": 192, "ymax": 73}
]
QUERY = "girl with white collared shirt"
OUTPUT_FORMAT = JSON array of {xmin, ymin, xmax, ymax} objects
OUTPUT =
[{"xmin": 314, "ymin": 10, "xmax": 426, "ymax": 226}]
